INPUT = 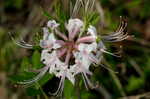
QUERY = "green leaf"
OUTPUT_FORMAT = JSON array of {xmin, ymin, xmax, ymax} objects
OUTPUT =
[
  {"xmin": 4, "ymin": 0, "xmax": 24, "ymax": 9},
  {"xmin": 81, "ymin": 91, "xmax": 94, "ymax": 99},
  {"xmin": 89, "ymin": 13, "xmax": 100, "ymax": 25},
  {"xmin": 20, "ymin": 57, "xmax": 30, "ymax": 72},
  {"xmin": 140, "ymin": 1, "xmax": 150, "ymax": 18},
  {"xmin": 33, "ymin": 45, "xmax": 42, "ymax": 51},
  {"xmin": 64, "ymin": 80, "xmax": 74, "ymax": 99},
  {"xmin": 125, "ymin": 0, "xmax": 141, "ymax": 8},
  {"xmin": 55, "ymin": 3, "xmax": 68, "ymax": 23},
  {"xmin": 42, "ymin": 9, "xmax": 53, "ymax": 20},
  {"xmin": 126, "ymin": 76, "xmax": 144, "ymax": 92},
  {"xmin": 32, "ymin": 51, "xmax": 43, "ymax": 69},
  {"xmin": 37, "ymin": 73, "xmax": 54, "ymax": 88},
  {"xmin": 84, "ymin": 12, "xmax": 100, "ymax": 30},
  {"xmin": 9, "ymin": 72, "xmax": 36, "ymax": 83},
  {"xmin": 54, "ymin": 2, "xmax": 69, "ymax": 32},
  {"xmin": 26, "ymin": 87, "xmax": 42, "ymax": 96}
]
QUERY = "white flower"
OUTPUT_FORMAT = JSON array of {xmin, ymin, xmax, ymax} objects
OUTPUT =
[
  {"xmin": 47, "ymin": 20, "xmax": 59, "ymax": 30},
  {"xmin": 40, "ymin": 33, "xmax": 61, "ymax": 49},
  {"xmin": 66, "ymin": 18, "xmax": 83, "ymax": 40},
  {"xmin": 16, "ymin": 17, "xmax": 129, "ymax": 96}
]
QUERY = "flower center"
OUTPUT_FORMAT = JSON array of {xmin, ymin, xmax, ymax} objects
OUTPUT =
[{"xmin": 65, "ymin": 41, "xmax": 77, "ymax": 51}]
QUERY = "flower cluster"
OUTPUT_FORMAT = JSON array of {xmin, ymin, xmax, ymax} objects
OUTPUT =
[{"xmin": 15, "ymin": 17, "xmax": 129, "ymax": 95}]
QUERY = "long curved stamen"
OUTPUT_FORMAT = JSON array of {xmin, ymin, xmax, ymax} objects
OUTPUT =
[
  {"xmin": 14, "ymin": 41, "xmax": 33, "ymax": 49},
  {"xmin": 102, "ymin": 17, "xmax": 128, "ymax": 42},
  {"xmin": 107, "ymin": 36, "xmax": 129, "ymax": 42},
  {"xmin": 100, "ymin": 49, "xmax": 121, "ymax": 57},
  {"xmin": 28, "ymin": 66, "xmax": 48, "ymax": 73},
  {"xmin": 104, "ymin": 33, "xmax": 128, "ymax": 40},
  {"xmin": 88, "ymin": 54, "xmax": 99, "ymax": 64},
  {"xmin": 116, "ymin": 17, "xmax": 127, "ymax": 32},
  {"xmin": 18, "ymin": 66, "xmax": 49, "ymax": 85},
  {"xmin": 105, "ymin": 34, "xmax": 129, "ymax": 42},
  {"xmin": 99, "ymin": 64, "xmax": 118, "ymax": 73},
  {"xmin": 9, "ymin": 33, "xmax": 33, "ymax": 49},
  {"xmin": 82, "ymin": 73, "xmax": 88, "ymax": 89},
  {"xmin": 82, "ymin": 72, "xmax": 93, "ymax": 90},
  {"xmin": 49, "ymin": 76, "xmax": 65, "ymax": 96}
]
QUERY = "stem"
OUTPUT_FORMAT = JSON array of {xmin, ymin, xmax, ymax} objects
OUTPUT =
[
  {"xmin": 119, "ymin": 92, "xmax": 150, "ymax": 99},
  {"xmin": 75, "ymin": 76, "xmax": 81, "ymax": 99},
  {"xmin": 36, "ymin": 83, "xmax": 48, "ymax": 99},
  {"xmin": 128, "ymin": 58, "xmax": 144, "ymax": 77},
  {"xmin": 37, "ymin": 95, "xmax": 40, "ymax": 99},
  {"xmin": 93, "ymin": 82, "xmax": 112, "ymax": 99},
  {"xmin": 103, "ymin": 59, "xmax": 126, "ymax": 96}
]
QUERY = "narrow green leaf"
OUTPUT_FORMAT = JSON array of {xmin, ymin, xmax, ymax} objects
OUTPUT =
[
  {"xmin": 20, "ymin": 57, "xmax": 30, "ymax": 72},
  {"xmin": 81, "ymin": 91, "xmax": 95, "ymax": 99},
  {"xmin": 9, "ymin": 72, "xmax": 36, "ymax": 83},
  {"xmin": 32, "ymin": 50, "xmax": 43, "ymax": 69},
  {"xmin": 37, "ymin": 73, "xmax": 54, "ymax": 88},
  {"xmin": 42, "ymin": 9, "xmax": 53, "ymax": 20},
  {"xmin": 26, "ymin": 87, "xmax": 42, "ymax": 96},
  {"xmin": 64, "ymin": 80, "xmax": 74, "ymax": 99}
]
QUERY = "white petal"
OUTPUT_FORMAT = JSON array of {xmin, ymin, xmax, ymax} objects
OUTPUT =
[
  {"xmin": 87, "ymin": 42, "xmax": 97, "ymax": 52},
  {"xmin": 43, "ymin": 27, "xmax": 49, "ymax": 40},
  {"xmin": 67, "ymin": 19, "xmax": 83, "ymax": 30},
  {"xmin": 40, "ymin": 40, "xmax": 52, "ymax": 49},
  {"xmin": 78, "ymin": 42, "xmax": 97, "ymax": 53},
  {"xmin": 87, "ymin": 25, "xmax": 97, "ymax": 38},
  {"xmin": 66, "ymin": 18, "xmax": 83, "ymax": 36},
  {"xmin": 53, "ymin": 43, "xmax": 61, "ymax": 49},
  {"xmin": 82, "ymin": 56, "xmax": 91, "ymax": 69},
  {"xmin": 41, "ymin": 50, "xmax": 58, "ymax": 65},
  {"xmin": 48, "ymin": 33, "xmax": 61, "ymax": 49},
  {"xmin": 47, "ymin": 20, "xmax": 59, "ymax": 29},
  {"xmin": 48, "ymin": 33, "xmax": 56, "ymax": 42}
]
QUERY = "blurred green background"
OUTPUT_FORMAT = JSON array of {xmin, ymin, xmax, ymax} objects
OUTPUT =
[{"xmin": 0, "ymin": 0, "xmax": 150, "ymax": 99}]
